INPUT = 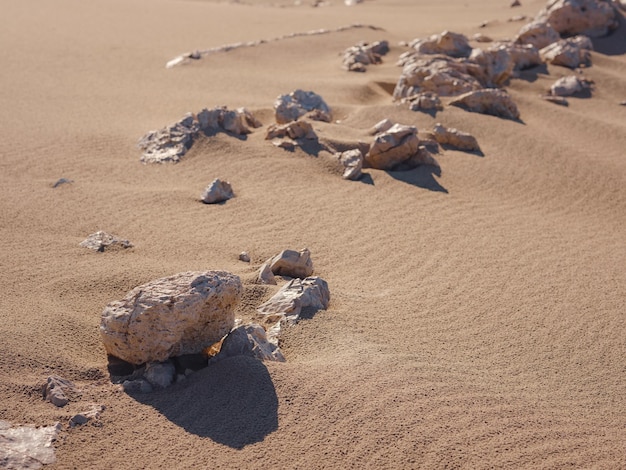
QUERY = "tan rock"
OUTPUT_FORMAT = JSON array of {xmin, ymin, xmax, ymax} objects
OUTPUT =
[
  {"xmin": 80, "ymin": 231, "xmax": 133, "ymax": 252},
  {"xmin": 100, "ymin": 271, "xmax": 242, "ymax": 365},
  {"xmin": 365, "ymin": 123, "xmax": 420, "ymax": 170},
  {"xmin": 515, "ymin": 19, "xmax": 560, "ymax": 49},
  {"xmin": 218, "ymin": 324, "xmax": 285, "ymax": 362},
  {"xmin": 537, "ymin": 0, "xmax": 618, "ymax": 37},
  {"xmin": 265, "ymin": 120, "xmax": 317, "ymax": 140},
  {"xmin": 469, "ymin": 46, "xmax": 515, "ymax": 87},
  {"xmin": 449, "ymin": 89, "xmax": 521, "ymax": 121},
  {"xmin": 368, "ymin": 118, "xmax": 394, "ymax": 135},
  {"xmin": 550, "ymin": 75, "xmax": 593, "ymax": 96},
  {"xmin": 42, "ymin": 376, "xmax": 75, "ymax": 407},
  {"xmin": 342, "ymin": 40, "xmax": 389, "ymax": 72},
  {"xmin": 336, "ymin": 149, "xmax": 363, "ymax": 180},
  {"xmin": 540, "ymin": 35, "xmax": 592, "ymax": 68},
  {"xmin": 409, "ymin": 31, "xmax": 472, "ymax": 58},
  {"xmin": 274, "ymin": 89, "xmax": 331, "ymax": 124},
  {"xmin": 503, "ymin": 42, "xmax": 543, "ymax": 71},
  {"xmin": 257, "ymin": 277, "xmax": 330, "ymax": 324},
  {"xmin": 257, "ymin": 262, "xmax": 276, "ymax": 285},
  {"xmin": 472, "ymin": 33, "xmax": 494, "ymax": 43},
  {"xmin": 269, "ymin": 248, "xmax": 314, "ymax": 279},
  {"xmin": 432, "ymin": 124, "xmax": 480, "ymax": 152},
  {"xmin": 201, "ymin": 179, "xmax": 234, "ymax": 204},
  {"xmin": 405, "ymin": 92, "xmax": 443, "ymax": 112},
  {"xmin": 138, "ymin": 113, "xmax": 198, "ymax": 164}
]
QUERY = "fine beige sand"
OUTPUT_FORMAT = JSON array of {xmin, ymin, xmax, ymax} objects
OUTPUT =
[{"xmin": 2, "ymin": 0, "xmax": 626, "ymax": 468}]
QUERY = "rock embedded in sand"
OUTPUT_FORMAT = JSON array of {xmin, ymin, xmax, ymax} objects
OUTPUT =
[
  {"xmin": 80, "ymin": 231, "xmax": 133, "ymax": 252},
  {"xmin": 540, "ymin": 35, "xmax": 592, "ymax": 68},
  {"xmin": 100, "ymin": 271, "xmax": 242, "ymax": 365},
  {"xmin": 503, "ymin": 42, "xmax": 543, "ymax": 71},
  {"xmin": 409, "ymin": 31, "xmax": 472, "ymax": 58},
  {"xmin": 239, "ymin": 251, "xmax": 251, "ymax": 263},
  {"xmin": 69, "ymin": 404, "xmax": 105, "ymax": 428},
  {"xmin": 42, "ymin": 376, "xmax": 76, "ymax": 407},
  {"xmin": 405, "ymin": 92, "xmax": 443, "ymax": 112},
  {"xmin": 144, "ymin": 360, "xmax": 176, "ymax": 389},
  {"xmin": 432, "ymin": 124, "xmax": 481, "ymax": 152},
  {"xmin": 257, "ymin": 277, "xmax": 330, "ymax": 324},
  {"xmin": 515, "ymin": 19, "xmax": 560, "ymax": 49},
  {"xmin": 449, "ymin": 89, "xmax": 521, "ymax": 120},
  {"xmin": 472, "ymin": 33, "xmax": 494, "ymax": 43},
  {"xmin": 537, "ymin": 0, "xmax": 618, "ymax": 37},
  {"xmin": 550, "ymin": 75, "xmax": 593, "ymax": 96},
  {"xmin": 336, "ymin": 149, "xmax": 364, "ymax": 180},
  {"xmin": 0, "ymin": 420, "xmax": 61, "ymax": 469},
  {"xmin": 217, "ymin": 324, "xmax": 285, "ymax": 362},
  {"xmin": 201, "ymin": 178, "xmax": 234, "ymax": 204},
  {"xmin": 368, "ymin": 118, "xmax": 394, "ymax": 135},
  {"xmin": 469, "ymin": 46, "xmax": 515, "ymax": 87},
  {"xmin": 366, "ymin": 123, "xmax": 419, "ymax": 170},
  {"xmin": 269, "ymin": 248, "xmax": 314, "ymax": 279},
  {"xmin": 274, "ymin": 89, "xmax": 331, "ymax": 124},
  {"xmin": 257, "ymin": 262, "xmax": 276, "ymax": 285},
  {"xmin": 265, "ymin": 120, "xmax": 317, "ymax": 140},
  {"xmin": 138, "ymin": 113, "xmax": 198, "ymax": 164},
  {"xmin": 342, "ymin": 40, "xmax": 389, "ymax": 72}
]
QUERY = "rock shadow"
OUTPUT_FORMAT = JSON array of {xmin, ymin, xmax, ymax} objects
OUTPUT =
[
  {"xmin": 439, "ymin": 144, "xmax": 484, "ymax": 157},
  {"xmin": 386, "ymin": 165, "xmax": 448, "ymax": 193},
  {"xmin": 592, "ymin": 13, "xmax": 626, "ymax": 56},
  {"xmin": 515, "ymin": 63, "xmax": 549, "ymax": 83},
  {"xmin": 357, "ymin": 172, "xmax": 375, "ymax": 185},
  {"xmin": 200, "ymin": 128, "xmax": 249, "ymax": 142},
  {"xmin": 131, "ymin": 356, "xmax": 278, "ymax": 449}
]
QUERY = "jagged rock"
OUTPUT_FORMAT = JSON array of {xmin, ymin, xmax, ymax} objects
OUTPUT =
[
  {"xmin": 257, "ymin": 277, "xmax": 330, "ymax": 323},
  {"xmin": 201, "ymin": 178, "xmax": 234, "ymax": 204},
  {"xmin": 432, "ymin": 124, "xmax": 480, "ymax": 152},
  {"xmin": 69, "ymin": 405, "xmax": 105, "ymax": 427},
  {"xmin": 365, "ymin": 124, "xmax": 419, "ymax": 170},
  {"xmin": 274, "ymin": 90, "xmax": 331, "ymax": 124},
  {"xmin": 515, "ymin": 19, "xmax": 560, "ymax": 49},
  {"xmin": 368, "ymin": 118, "xmax": 394, "ymax": 135},
  {"xmin": 449, "ymin": 89, "xmax": 521, "ymax": 120},
  {"xmin": 537, "ymin": 0, "xmax": 618, "ymax": 37},
  {"xmin": 265, "ymin": 120, "xmax": 317, "ymax": 140},
  {"xmin": 469, "ymin": 46, "xmax": 515, "ymax": 87},
  {"xmin": 540, "ymin": 35, "xmax": 593, "ymax": 68},
  {"xmin": 144, "ymin": 361, "xmax": 176, "ymax": 389},
  {"xmin": 79, "ymin": 231, "xmax": 133, "ymax": 252},
  {"xmin": 550, "ymin": 75, "xmax": 593, "ymax": 96},
  {"xmin": 405, "ymin": 92, "xmax": 443, "ymax": 112},
  {"xmin": 52, "ymin": 178, "xmax": 73, "ymax": 188},
  {"xmin": 42, "ymin": 376, "xmax": 75, "ymax": 407},
  {"xmin": 257, "ymin": 263, "xmax": 276, "ymax": 285},
  {"xmin": 100, "ymin": 271, "xmax": 242, "ymax": 365},
  {"xmin": 138, "ymin": 113, "xmax": 199, "ymax": 164},
  {"xmin": 342, "ymin": 40, "xmax": 389, "ymax": 72},
  {"xmin": 337, "ymin": 149, "xmax": 363, "ymax": 180},
  {"xmin": 0, "ymin": 421, "xmax": 61, "ymax": 469},
  {"xmin": 542, "ymin": 95, "xmax": 570, "ymax": 105},
  {"xmin": 218, "ymin": 324, "xmax": 285, "ymax": 362},
  {"xmin": 472, "ymin": 33, "xmax": 494, "ymax": 43},
  {"xmin": 409, "ymin": 31, "xmax": 472, "ymax": 58},
  {"xmin": 503, "ymin": 42, "xmax": 543, "ymax": 70},
  {"xmin": 239, "ymin": 251, "xmax": 251, "ymax": 262},
  {"xmin": 122, "ymin": 379, "xmax": 153, "ymax": 393},
  {"xmin": 269, "ymin": 248, "xmax": 314, "ymax": 279}
]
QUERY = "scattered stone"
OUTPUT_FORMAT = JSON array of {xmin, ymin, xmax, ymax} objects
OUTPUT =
[
  {"xmin": 537, "ymin": 0, "xmax": 618, "ymax": 37},
  {"xmin": 342, "ymin": 40, "xmax": 389, "ymax": 72},
  {"xmin": 69, "ymin": 405, "xmax": 105, "ymax": 428},
  {"xmin": 449, "ymin": 88, "xmax": 521, "ymax": 120},
  {"xmin": 515, "ymin": 19, "xmax": 560, "ymax": 49},
  {"xmin": 274, "ymin": 89, "xmax": 331, "ymax": 124},
  {"xmin": 508, "ymin": 14, "xmax": 528, "ymax": 22},
  {"xmin": 201, "ymin": 178, "xmax": 234, "ymax": 204},
  {"xmin": 217, "ymin": 324, "xmax": 285, "ymax": 362},
  {"xmin": 0, "ymin": 420, "xmax": 61, "ymax": 469},
  {"xmin": 368, "ymin": 118, "xmax": 394, "ymax": 135},
  {"xmin": 345, "ymin": 0, "xmax": 363, "ymax": 5},
  {"xmin": 79, "ymin": 231, "xmax": 133, "ymax": 252},
  {"xmin": 144, "ymin": 361, "xmax": 176, "ymax": 389},
  {"xmin": 472, "ymin": 33, "xmax": 494, "ymax": 43},
  {"xmin": 122, "ymin": 379, "xmax": 153, "ymax": 393},
  {"xmin": 138, "ymin": 113, "xmax": 198, "ymax": 164},
  {"xmin": 542, "ymin": 95, "xmax": 569, "ymax": 105},
  {"xmin": 100, "ymin": 271, "xmax": 242, "ymax": 365},
  {"xmin": 52, "ymin": 178, "xmax": 73, "ymax": 188},
  {"xmin": 431, "ymin": 124, "xmax": 481, "ymax": 152},
  {"xmin": 365, "ymin": 123, "xmax": 419, "ymax": 170},
  {"xmin": 540, "ymin": 35, "xmax": 593, "ymax": 68},
  {"xmin": 268, "ymin": 248, "xmax": 314, "ymax": 279},
  {"xmin": 550, "ymin": 75, "xmax": 593, "ymax": 96},
  {"xmin": 336, "ymin": 149, "xmax": 363, "ymax": 180},
  {"xmin": 405, "ymin": 92, "xmax": 443, "ymax": 112},
  {"xmin": 239, "ymin": 251, "xmax": 251, "ymax": 262},
  {"xmin": 469, "ymin": 46, "xmax": 515, "ymax": 87},
  {"xmin": 257, "ymin": 263, "xmax": 277, "ymax": 285},
  {"xmin": 42, "ymin": 376, "xmax": 75, "ymax": 407},
  {"xmin": 257, "ymin": 277, "xmax": 330, "ymax": 324},
  {"xmin": 265, "ymin": 120, "xmax": 317, "ymax": 140},
  {"xmin": 409, "ymin": 31, "xmax": 472, "ymax": 58}
]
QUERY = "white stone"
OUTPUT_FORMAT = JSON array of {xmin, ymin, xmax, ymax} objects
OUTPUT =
[
  {"xmin": 138, "ymin": 113, "xmax": 199, "ymax": 164},
  {"xmin": 80, "ymin": 231, "xmax": 133, "ymax": 252},
  {"xmin": 368, "ymin": 118, "xmax": 394, "ymax": 135},
  {"xmin": 365, "ymin": 124, "xmax": 419, "ymax": 170},
  {"xmin": 409, "ymin": 31, "xmax": 472, "ymax": 58},
  {"xmin": 550, "ymin": 75, "xmax": 593, "ymax": 96},
  {"xmin": 257, "ymin": 277, "xmax": 330, "ymax": 324},
  {"xmin": 342, "ymin": 40, "xmax": 389, "ymax": 72},
  {"xmin": 274, "ymin": 90, "xmax": 331, "ymax": 124},
  {"xmin": 540, "ymin": 35, "xmax": 593, "ymax": 68},
  {"xmin": 337, "ymin": 149, "xmax": 363, "ymax": 180},
  {"xmin": 265, "ymin": 120, "xmax": 317, "ymax": 140},
  {"xmin": 469, "ymin": 46, "xmax": 515, "ymax": 87},
  {"xmin": 218, "ymin": 324, "xmax": 285, "ymax": 362},
  {"xmin": 201, "ymin": 179, "xmax": 234, "ymax": 204},
  {"xmin": 69, "ymin": 404, "xmax": 105, "ymax": 427},
  {"xmin": 0, "ymin": 421, "xmax": 61, "ymax": 469},
  {"xmin": 515, "ymin": 19, "xmax": 560, "ymax": 49},
  {"xmin": 449, "ymin": 88, "xmax": 521, "ymax": 120},
  {"xmin": 269, "ymin": 248, "xmax": 314, "ymax": 279},
  {"xmin": 239, "ymin": 251, "xmax": 251, "ymax": 262}
]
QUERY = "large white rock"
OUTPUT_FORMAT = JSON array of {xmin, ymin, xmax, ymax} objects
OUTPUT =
[
  {"xmin": 537, "ymin": 0, "xmax": 618, "ymax": 37},
  {"xmin": 515, "ymin": 19, "xmax": 560, "ymax": 49},
  {"xmin": 0, "ymin": 421, "xmax": 61, "ymax": 469},
  {"xmin": 257, "ymin": 277, "xmax": 330, "ymax": 324},
  {"xmin": 409, "ymin": 31, "xmax": 472, "ymax": 58},
  {"xmin": 366, "ymin": 124, "xmax": 419, "ymax": 170},
  {"xmin": 449, "ymin": 89, "xmax": 521, "ymax": 120},
  {"xmin": 540, "ymin": 35, "xmax": 593, "ymax": 68},
  {"xmin": 100, "ymin": 271, "xmax": 242, "ymax": 365},
  {"xmin": 274, "ymin": 90, "xmax": 331, "ymax": 124}
]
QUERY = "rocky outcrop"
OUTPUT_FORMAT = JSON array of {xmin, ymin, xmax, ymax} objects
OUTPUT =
[
  {"xmin": 80, "ymin": 231, "xmax": 133, "ymax": 252},
  {"xmin": 218, "ymin": 324, "xmax": 285, "ymax": 362},
  {"xmin": 342, "ymin": 40, "xmax": 389, "ymax": 72},
  {"xmin": 537, "ymin": 0, "xmax": 618, "ymax": 37},
  {"xmin": 42, "ymin": 376, "xmax": 76, "ymax": 407},
  {"xmin": 540, "ymin": 35, "xmax": 593, "ymax": 68},
  {"xmin": 449, "ymin": 89, "xmax": 521, "ymax": 120},
  {"xmin": 336, "ymin": 149, "xmax": 363, "ymax": 180},
  {"xmin": 515, "ymin": 19, "xmax": 560, "ymax": 49},
  {"xmin": 0, "ymin": 421, "xmax": 61, "ymax": 469},
  {"xmin": 409, "ymin": 31, "xmax": 472, "ymax": 58},
  {"xmin": 265, "ymin": 120, "xmax": 317, "ymax": 140},
  {"xmin": 257, "ymin": 277, "xmax": 330, "ymax": 324},
  {"xmin": 549, "ymin": 75, "xmax": 593, "ymax": 96},
  {"xmin": 274, "ymin": 90, "xmax": 331, "ymax": 124},
  {"xmin": 431, "ymin": 124, "xmax": 481, "ymax": 152},
  {"xmin": 201, "ymin": 179, "xmax": 234, "ymax": 204},
  {"xmin": 365, "ymin": 124, "xmax": 420, "ymax": 170},
  {"xmin": 100, "ymin": 271, "xmax": 242, "ymax": 365}
]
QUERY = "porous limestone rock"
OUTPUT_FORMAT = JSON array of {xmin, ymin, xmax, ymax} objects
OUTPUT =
[
  {"xmin": 201, "ymin": 178, "xmax": 234, "ymax": 204},
  {"xmin": 405, "ymin": 92, "xmax": 443, "ymax": 112},
  {"xmin": 515, "ymin": 19, "xmax": 560, "ymax": 49},
  {"xmin": 537, "ymin": 0, "xmax": 618, "ymax": 37},
  {"xmin": 409, "ymin": 31, "xmax": 472, "ymax": 58},
  {"xmin": 265, "ymin": 120, "xmax": 317, "ymax": 140},
  {"xmin": 42, "ymin": 376, "xmax": 75, "ymax": 407},
  {"xmin": 138, "ymin": 113, "xmax": 199, "ymax": 164},
  {"xmin": 342, "ymin": 40, "xmax": 389, "ymax": 72},
  {"xmin": 269, "ymin": 248, "xmax": 314, "ymax": 279},
  {"xmin": 100, "ymin": 271, "xmax": 242, "ymax": 365},
  {"xmin": 469, "ymin": 46, "xmax": 515, "ymax": 87},
  {"xmin": 336, "ymin": 149, "xmax": 363, "ymax": 180},
  {"xmin": 365, "ymin": 123, "xmax": 419, "ymax": 170},
  {"xmin": 0, "ymin": 421, "xmax": 61, "ymax": 469},
  {"xmin": 540, "ymin": 35, "xmax": 593, "ymax": 68},
  {"xmin": 449, "ymin": 89, "xmax": 521, "ymax": 120},
  {"xmin": 368, "ymin": 118, "xmax": 394, "ymax": 135},
  {"xmin": 274, "ymin": 90, "xmax": 331, "ymax": 124},
  {"xmin": 257, "ymin": 277, "xmax": 330, "ymax": 324},
  {"xmin": 432, "ymin": 124, "xmax": 481, "ymax": 152},
  {"xmin": 80, "ymin": 231, "xmax": 133, "ymax": 252},
  {"xmin": 218, "ymin": 324, "xmax": 285, "ymax": 362},
  {"xmin": 550, "ymin": 75, "xmax": 593, "ymax": 96}
]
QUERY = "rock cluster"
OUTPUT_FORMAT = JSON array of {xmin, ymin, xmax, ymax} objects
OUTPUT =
[
  {"xmin": 274, "ymin": 89, "xmax": 332, "ymax": 124},
  {"xmin": 366, "ymin": 124, "xmax": 420, "ymax": 170},
  {"xmin": 342, "ymin": 40, "xmax": 389, "ymax": 72},
  {"xmin": 42, "ymin": 376, "xmax": 76, "ymax": 407},
  {"xmin": 265, "ymin": 120, "xmax": 317, "ymax": 141},
  {"xmin": 540, "ymin": 35, "xmax": 593, "ymax": 68},
  {"xmin": 80, "ymin": 231, "xmax": 133, "ymax": 252}
]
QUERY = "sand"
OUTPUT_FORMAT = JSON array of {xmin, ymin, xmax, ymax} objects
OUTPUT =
[{"xmin": 1, "ymin": 0, "xmax": 626, "ymax": 468}]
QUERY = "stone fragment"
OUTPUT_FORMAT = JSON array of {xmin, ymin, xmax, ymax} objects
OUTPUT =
[
  {"xmin": 336, "ymin": 149, "xmax": 363, "ymax": 180},
  {"xmin": 449, "ymin": 89, "xmax": 521, "ymax": 120},
  {"xmin": 257, "ymin": 277, "xmax": 330, "ymax": 324},
  {"xmin": 542, "ymin": 95, "xmax": 569, "ymax": 105},
  {"xmin": 69, "ymin": 404, "xmax": 105, "ymax": 427},
  {"xmin": 239, "ymin": 251, "xmax": 251, "ymax": 262},
  {"xmin": 0, "ymin": 421, "xmax": 61, "ymax": 469},
  {"xmin": 275, "ymin": 90, "xmax": 331, "ymax": 124},
  {"xmin": 122, "ymin": 379, "xmax": 153, "ymax": 393},
  {"xmin": 508, "ymin": 14, "xmax": 528, "ymax": 22},
  {"xmin": 42, "ymin": 376, "xmax": 75, "ymax": 407},
  {"xmin": 52, "ymin": 178, "xmax": 73, "ymax": 188},
  {"xmin": 515, "ymin": 19, "xmax": 560, "ymax": 49},
  {"xmin": 201, "ymin": 178, "xmax": 234, "ymax": 204},
  {"xmin": 269, "ymin": 248, "xmax": 314, "ymax": 279},
  {"xmin": 218, "ymin": 324, "xmax": 285, "ymax": 362},
  {"xmin": 368, "ymin": 118, "xmax": 394, "ymax": 135},
  {"xmin": 537, "ymin": 0, "xmax": 617, "ymax": 37},
  {"xmin": 144, "ymin": 361, "xmax": 176, "ymax": 389},
  {"xmin": 540, "ymin": 35, "xmax": 593, "ymax": 68},
  {"xmin": 265, "ymin": 121, "xmax": 317, "ymax": 140},
  {"xmin": 257, "ymin": 263, "xmax": 277, "ymax": 285},
  {"xmin": 550, "ymin": 75, "xmax": 593, "ymax": 96},
  {"xmin": 405, "ymin": 92, "xmax": 443, "ymax": 112},
  {"xmin": 432, "ymin": 124, "xmax": 481, "ymax": 152},
  {"xmin": 100, "ymin": 271, "xmax": 242, "ymax": 365},
  {"xmin": 79, "ymin": 231, "xmax": 133, "ymax": 252},
  {"xmin": 409, "ymin": 31, "xmax": 472, "ymax": 58},
  {"xmin": 365, "ymin": 124, "xmax": 419, "ymax": 170},
  {"xmin": 342, "ymin": 40, "xmax": 389, "ymax": 72},
  {"xmin": 138, "ymin": 113, "xmax": 199, "ymax": 164}
]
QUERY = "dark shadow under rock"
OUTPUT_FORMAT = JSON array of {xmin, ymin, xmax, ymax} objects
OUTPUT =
[{"xmin": 387, "ymin": 165, "xmax": 448, "ymax": 193}]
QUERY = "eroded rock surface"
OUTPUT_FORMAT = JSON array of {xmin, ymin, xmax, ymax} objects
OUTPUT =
[
  {"xmin": 266, "ymin": 120, "xmax": 317, "ymax": 140},
  {"xmin": 450, "ymin": 89, "xmax": 521, "ymax": 120},
  {"xmin": 42, "ymin": 376, "xmax": 75, "ymax": 407},
  {"xmin": 432, "ymin": 124, "xmax": 481, "ymax": 152},
  {"xmin": 469, "ymin": 46, "xmax": 515, "ymax": 87},
  {"xmin": 537, "ymin": 0, "xmax": 618, "ymax": 37},
  {"xmin": 550, "ymin": 75, "xmax": 593, "ymax": 96},
  {"xmin": 0, "ymin": 421, "xmax": 61, "ymax": 469},
  {"xmin": 515, "ymin": 19, "xmax": 560, "ymax": 49},
  {"xmin": 366, "ymin": 124, "xmax": 419, "ymax": 170},
  {"xmin": 409, "ymin": 31, "xmax": 472, "ymax": 58},
  {"xmin": 336, "ymin": 149, "xmax": 364, "ymax": 180},
  {"xmin": 342, "ymin": 40, "xmax": 389, "ymax": 72},
  {"xmin": 201, "ymin": 179, "xmax": 234, "ymax": 204},
  {"xmin": 275, "ymin": 90, "xmax": 331, "ymax": 124},
  {"xmin": 540, "ymin": 35, "xmax": 593, "ymax": 68},
  {"xmin": 218, "ymin": 324, "xmax": 285, "ymax": 362},
  {"xmin": 257, "ymin": 277, "xmax": 330, "ymax": 324},
  {"xmin": 80, "ymin": 231, "xmax": 133, "ymax": 252}
]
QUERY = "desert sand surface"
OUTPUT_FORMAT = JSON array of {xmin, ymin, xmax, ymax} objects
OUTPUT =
[{"xmin": 1, "ymin": 0, "xmax": 626, "ymax": 468}]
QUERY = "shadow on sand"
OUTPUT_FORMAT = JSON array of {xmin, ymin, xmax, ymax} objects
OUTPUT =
[
  {"xmin": 387, "ymin": 165, "xmax": 448, "ymax": 193},
  {"xmin": 592, "ymin": 12, "xmax": 626, "ymax": 56},
  {"xmin": 131, "ymin": 356, "xmax": 278, "ymax": 449}
]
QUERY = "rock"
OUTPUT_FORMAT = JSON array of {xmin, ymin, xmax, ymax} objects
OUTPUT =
[
  {"xmin": 218, "ymin": 324, "xmax": 285, "ymax": 362},
  {"xmin": 511, "ymin": 0, "xmax": 521, "ymax": 6},
  {"xmin": 80, "ymin": 231, "xmax": 133, "ymax": 252},
  {"xmin": 515, "ymin": 19, "xmax": 560, "ymax": 49},
  {"xmin": 409, "ymin": 31, "xmax": 472, "ymax": 58},
  {"xmin": 368, "ymin": 118, "xmax": 394, "ymax": 135},
  {"xmin": 542, "ymin": 95, "xmax": 569, "ymax": 105},
  {"xmin": 138, "ymin": 113, "xmax": 199, "ymax": 164},
  {"xmin": 503, "ymin": 42, "xmax": 543, "ymax": 70},
  {"xmin": 407, "ymin": 146, "xmax": 440, "ymax": 169},
  {"xmin": 265, "ymin": 120, "xmax": 317, "ymax": 140},
  {"xmin": 274, "ymin": 90, "xmax": 331, "ymax": 124},
  {"xmin": 69, "ymin": 404, "xmax": 105, "ymax": 427},
  {"xmin": 508, "ymin": 14, "xmax": 528, "ymax": 22},
  {"xmin": 257, "ymin": 263, "xmax": 276, "ymax": 285},
  {"xmin": 620, "ymin": 100, "xmax": 626, "ymax": 106},
  {"xmin": 342, "ymin": 40, "xmax": 389, "ymax": 72},
  {"xmin": 197, "ymin": 106, "xmax": 262, "ymax": 135},
  {"xmin": 0, "ymin": 421, "xmax": 61, "ymax": 469},
  {"xmin": 365, "ymin": 123, "xmax": 419, "ymax": 170},
  {"xmin": 144, "ymin": 361, "xmax": 176, "ymax": 389},
  {"xmin": 405, "ymin": 92, "xmax": 443, "ymax": 112},
  {"xmin": 550, "ymin": 75, "xmax": 593, "ymax": 96},
  {"xmin": 336, "ymin": 149, "xmax": 363, "ymax": 180},
  {"xmin": 449, "ymin": 89, "xmax": 521, "ymax": 120},
  {"xmin": 469, "ymin": 46, "xmax": 515, "ymax": 87},
  {"xmin": 540, "ymin": 35, "xmax": 593, "ymax": 68},
  {"xmin": 432, "ymin": 124, "xmax": 481, "ymax": 152},
  {"xmin": 42, "ymin": 376, "xmax": 75, "ymax": 407},
  {"xmin": 472, "ymin": 33, "xmax": 494, "ymax": 43},
  {"xmin": 537, "ymin": 0, "xmax": 618, "ymax": 37},
  {"xmin": 201, "ymin": 178, "xmax": 234, "ymax": 204},
  {"xmin": 269, "ymin": 248, "xmax": 314, "ymax": 279},
  {"xmin": 52, "ymin": 178, "xmax": 73, "ymax": 188},
  {"xmin": 122, "ymin": 379, "xmax": 153, "ymax": 393},
  {"xmin": 100, "ymin": 271, "xmax": 242, "ymax": 365},
  {"xmin": 257, "ymin": 277, "xmax": 330, "ymax": 323},
  {"xmin": 239, "ymin": 251, "xmax": 251, "ymax": 262}
]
